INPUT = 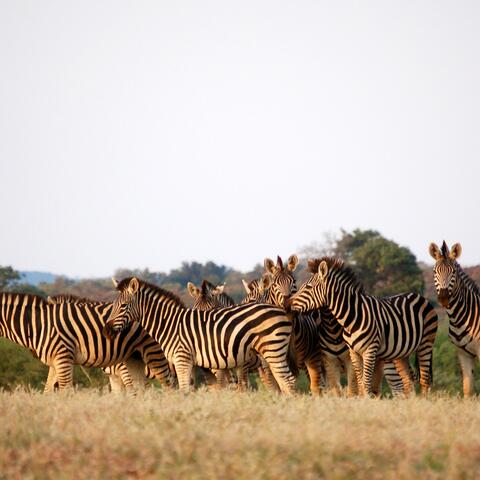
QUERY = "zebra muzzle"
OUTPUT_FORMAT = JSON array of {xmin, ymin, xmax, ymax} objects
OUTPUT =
[{"xmin": 437, "ymin": 289, "xmax": 450, "ymax": 308}]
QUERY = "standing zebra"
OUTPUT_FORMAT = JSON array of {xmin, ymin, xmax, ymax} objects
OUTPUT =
[
  {"xmin": 288, "ymin": 257, "xmax": 438, "ymax": 396},
  {"xmin": 241, "ymin": 255, "xmax": 325, "ymax": 395},
  {"xmin": 189, "ymin": 279, "xmax": 278, "ymax": 391},
  {"xmin": 0, "ymin": 291, "xmax": 172, "ymax": 393},
  {"xmin": 429, "ymin": 241, "xmax": 480, "ymax": 397},
  {"xmin": 47, "ymin": 294, "xmax": 173, "ymax": 392},
  {"xmin": 104, "ymin": 277, "xmax": 296, "ymax": 394}
]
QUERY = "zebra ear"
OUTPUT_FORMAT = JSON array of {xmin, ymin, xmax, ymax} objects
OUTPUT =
[
  {"xmin": 111, "ymin": 277, "xmax": 119, "ymax": 288},
  {"xmin": 287, "ymin": 254, "xmax": 299, "ymax": 272},
  {"xmin": 241, "ymin": 279, "xmax": 251, "ymax": 294},
  {"xmin": 212, "ymin": 284, "xmax": 225, "ymax": 295},
  {"xmin": 264, "ymin": 258, "xmax": 276, "ymax": 274},
  {"xmin": 187, "ymin": 282, "xmax": 200, "ymax": 299},
  {"xmin": 450, "ymin": 243, "xmax": 462, "ymax": 260},
  {"xmin": 259, "ymin": 274, "xmax": 272, "ymax": 292},
  {"xmin": 128, "ymin": 277, "xmax": 139, "ymax": 294},
  {"xmin": 318, "ymin": 261, "xmax": 328, "ymax": 279},
  {"xmin": 428, "ymin": 243, "xmax": 442, "ymax": 261}
]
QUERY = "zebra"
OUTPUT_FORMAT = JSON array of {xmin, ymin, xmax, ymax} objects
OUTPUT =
[
  {"xmin": 47, "ymin": 294, "xmax": 173, "ymax": 392},
  {"xmin": 103, "ymin": 277, "xmax": 296, "ymax": 394},
  {"xmin": 187, "ymin": 280, "xmax": 235, "ymax": 310},
  {"xmin": 0, "ymin": 290, "xmax": 172, "ymax": 393},
  {"xmin": 188, "ymin": 279, "xmax": 280, "ymax": 391},
  {"xmin": 287, "ymin": 257, "xmax": 438, "ymax": 396},
  {"xmin": 429, "ymin": 241, "xmax": 480, "ymax": 397},
  {"xmin": 240, "ymin": 255, "xmax": 325, "ymax": 396}
]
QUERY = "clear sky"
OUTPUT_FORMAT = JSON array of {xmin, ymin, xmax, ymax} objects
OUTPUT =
[{"xmin": 1, "ymin": 1, "xmax": 479, "ymax": 278}]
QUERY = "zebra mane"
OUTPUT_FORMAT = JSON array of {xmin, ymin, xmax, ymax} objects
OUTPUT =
[
  {"xmin": 456, "ymin": 263, "xmax": 480, "ymax": 296},
  {"xmin": 307, "ymin": 257, "xmax": 365, "ymax": 293},
  {"xmin": 117, "ymin": 277, "xmax": 186, "ymax": 308},
  {"xmin": 0, "ymin": 291, "xmax": 48, "ymax": 305},
  {"xmin": 201, "ymin": 279, "xmax": 215, "ymax": 295},
  {"xmin": 441, "ymin": 240, "xmax": 449, "ymax": 258},
  {"xmin": 48, "ymin": 293, "xmax": 102, "ymax": 305}
]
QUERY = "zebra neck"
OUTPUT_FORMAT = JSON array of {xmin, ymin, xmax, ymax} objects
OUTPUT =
[
  {"xmin": 138, "ymin": 291, "xmax": 185, "ymax": 351},
  {"xmin": 446, "ymin": 282, "xmax": 480, "ymax": 328},
  {"xmin": 327, "ymin": 281, "xmax": 365, "ymax": 332}
]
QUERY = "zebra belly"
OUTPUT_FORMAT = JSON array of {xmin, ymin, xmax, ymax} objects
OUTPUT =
[{"xmin": 193, "ymin": 348, "xmax": 252, "ymax": 369}]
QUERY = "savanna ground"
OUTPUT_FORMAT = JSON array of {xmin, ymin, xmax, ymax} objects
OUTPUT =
[{"xmin": 1, "ymin": 387, "xmax": 480, "ymax": 480}]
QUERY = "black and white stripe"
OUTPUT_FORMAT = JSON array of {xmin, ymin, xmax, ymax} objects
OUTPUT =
[
  {"xmin": 429, "ymin": 241, "xmax": 480, "ymax": 397},
  {"xmin": 288, "ymin": 257, "xmax": 438, "ymax": 396},
  {"xmin": 241, "ymin": 255, "xmax": 325, "ymax": 395},
  {"xmin": 0, "ymin": 291, "xmax": 172, "ymax": 394},
  {"xmin": 104, "ymin": 277, "xmax": 296, "ymax": 394}
]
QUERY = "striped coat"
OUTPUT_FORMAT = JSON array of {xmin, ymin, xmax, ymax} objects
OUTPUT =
[
  {"xmin": 288, "ymin": 257, "xmax": 438, "ymax": 396},
  {"xmin": 104, "ymin": 277, "xmax": 296, "ymax": 394}
]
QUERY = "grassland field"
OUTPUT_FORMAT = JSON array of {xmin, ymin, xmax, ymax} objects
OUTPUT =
[{"xmin": 1, "ymin": 387, "xmax": 480, "ymax": 480}]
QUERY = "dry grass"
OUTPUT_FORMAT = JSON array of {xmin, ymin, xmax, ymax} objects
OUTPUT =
[{"xmin": 1, "ymin": 388, "xmax": 480, "ymax": 479}]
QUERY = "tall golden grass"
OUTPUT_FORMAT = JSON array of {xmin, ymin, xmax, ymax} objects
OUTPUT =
[{"xmin": 1, "ymin": 388, "xmax": 479, "ymax": 479}]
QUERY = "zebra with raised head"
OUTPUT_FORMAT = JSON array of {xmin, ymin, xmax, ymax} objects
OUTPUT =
[
  {"xmin": 241, "ymin": 255, "xmax": 325, "ymax": 396},
  {"xmin": 104, "ymin": 277, "xmax": 296, "ymax": 394},
  {"xmin": 0, "ymin": 290, "xmax": 173, "ymax": 394},
  {"xmin": 429, "ymin": 241, "xmax": 480, "ymax": 397},
  {"xmin": 47, "ymin": 293, "xmax": 174, "ymax": 392},
  {"xmin": 288, "ymin": 257, "xmax": 438, "ymax": 396}
]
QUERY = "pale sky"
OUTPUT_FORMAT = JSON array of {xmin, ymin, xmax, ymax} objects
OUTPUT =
[{"xmin": 1, "ymin": 1, "xmax": 479, "ymax": 278}]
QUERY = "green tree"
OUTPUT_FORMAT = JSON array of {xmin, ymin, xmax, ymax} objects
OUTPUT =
[
  {"xmin": 334, "ymin": 229, "xmax": 424, "ymax": 296},
  {"xmin": 0, "ymin": 266, "xmax": 21, "ymax": 290}
]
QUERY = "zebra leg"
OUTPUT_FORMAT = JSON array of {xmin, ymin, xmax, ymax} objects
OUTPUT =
[
  {"xmin": 175, "ymin": 357, "xmax": 194, "ymax": 393},
  {"xmin": 52, "ymin": 355, "xmax": 74, "ymax": 391},
  {"xmin": 213, "ymin": 369, "xmax": 229, "ymax": 388},
  {"xmin": 342, "ymin": 352, "xmax": 358, "ymax": 397},
  {"xmin": 125, "ymin": 356, "xmax": 147, "ymax": 391},
  {"xmin": 457, "ymin": 351, "xmax": 475, "ymax": 398},
  {"xmin": 236, "ymin": 365, "xmax": 249, "ymax": 391},
  {"xmin": 266, "ymin": 360, "xmax": 296, "ymax": 395},
  {"xmin": 305, "ymin": 355, "xmax": 324, "ymax": 396},
  {"xmin": 107, "ymin": 369, "xmax": 125, "ymax": 393},
  {"xmin": 371, "ymin": 359, "xmax": 384, "ymax": 397},
  {"xmin": 323, "ymin": 354, "xmax": 342, "ymax": 396},
  {"xmin": 116, "ymin": 363, "xmax": 137, "ymax": 398},
  {"xmin": 258, "ymin": 363, "xmax": 280, "ymax": 392},
  {"xmin": 349, "ymin": 349, "xmax": 365, "ymax": 395},
  {"xmin": 140, "ymin": 348, "xmax": 175, "ymax": 388},
  {"xmin": 383, "ymin": 361, "xmax": 405, "ymax": 397},
  {"xmin": 393, "ymin": 357, "xmax": 415, "ymax": 396},
  {"xmin": 361, "ymin": 345, "xmax": 379, "ymax": 397},
  {"xmin": 44, "ymin": 367, "xmax": 58, "ymax": 393}
]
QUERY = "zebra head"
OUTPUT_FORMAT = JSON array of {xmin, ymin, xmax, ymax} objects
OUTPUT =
[
  {"xmin": 103, "ymin": 277, "xmax": 142, "ymax": 337},
  {"xmin": 241, "ymin": 275, "xmax": 272, "ymax": 304},
  {"xmin": 188, "ymin": 279, "xmax": 230, "ymax": 310},
  {"xmin": 263, "ymin": 254, "xmax": 299, "ymax": 308},
  {"xmin": 287, "ymin": 258, "xmax": 329, "ymax": 312},
  {"xmin": 429, "ymin": 241, "xmax": 462, "ymax": 308}
]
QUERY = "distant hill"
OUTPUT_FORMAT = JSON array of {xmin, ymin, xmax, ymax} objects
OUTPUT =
[{"xmin": 20, "ymin": 271, "xmax": 57, "ymax": 286}]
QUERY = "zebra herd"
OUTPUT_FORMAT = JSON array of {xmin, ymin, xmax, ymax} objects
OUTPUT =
[{"xmin": 0, "ymin": 241, "xmax": 479, "ymax": 397}]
